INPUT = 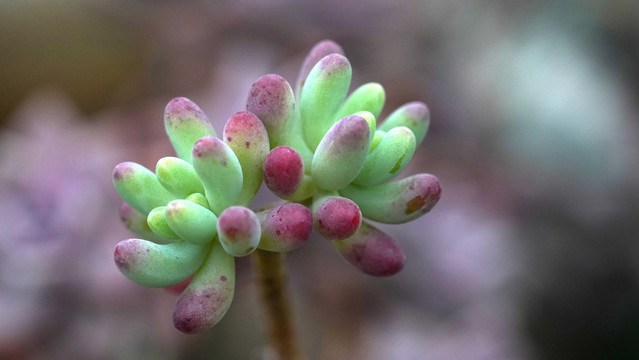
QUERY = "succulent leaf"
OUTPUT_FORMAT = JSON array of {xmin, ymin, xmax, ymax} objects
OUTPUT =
[
  {"xmin": 119, "ymin": 202, "xmax": 172, "ymax": 244},
  {"xmin": 280, "ymin": 174, "xmax": 316, "ymax": 202},
  {"xmin": 217, "ymin": 206, "xmax": 261, "ymax": 257},
  {"xmin": 256, "ymin": 203, "xmax": 313, "ymax": 252},
  {"xmin": 339, "ymin": 174, "xmax": 441, "ymax": 224},
  {"xmin": 333, "ymin": 221, "xmax": 405, "ymax": 276},
  {"xmin": 165, "ymin": 200, "xmax": 218, "ymax": 244},
  {"xmin": 352, "ymin": 126, "xmax": 416, "ymax": 186},
  {"xmin": 191, "ymin": 136, "xmax": 243, "ymax": 216},
  {"xmin": 312, "ymin": 193, "xmax": 362, "ymax": 240},
  {"xmin": 369, "ymin": 130, "xmax": 385, "ymax": 152},
  {"xmin": 311, "ymin": 115, "xmax": 370, "ymax": 190},
  {"xmin": 223, "ymin": 111, "xmax": 269, "ymax": 206},
  {"xmin": 172, "ymin": 240, "xmax": 235, "ymax": 333},
  {"xmin": 113, "ymin": 162, "xmax": 177, "ymax": 215},
  {"xmin": 164, "ymin": 97, "xmax": 217, "ymax": 163},
  {"xmin": 185, "ymin": 192, "xmax": 209, "ymax": 209},
  {"xmin": 113, "ymin": 239, "xmax": 208, "ymax": 287},
  {"xmin": 296, "ymin": 39, "xmax": 344, "ymax": 99},
  {"xmin": 147, "ymin": 206, "xmax": 180, "ymax": 239},
  {"xmin": 246, "ymin": 74, "xmax": 313, "ymax": 167},
  {"xmin": 299, "ymin": 54, "xmax": 352, "ymax": 151},
  {"xmin": 353, "ymin": 111, "xmax": 377, "ymax": 143},
  {"xmin": 155, "ymin": 157, "xmax": 205, "ymax": 198},
  {"xmin": 263, "ymin": 146, "xmax": 305, "ymax": 198},
  {"xmin": 335, "ymin": 82, "xmax": 386, "ymax": 120},
  {"xmin": 379, "ymin": 101, "xmax": 430, "ymax": 146}
]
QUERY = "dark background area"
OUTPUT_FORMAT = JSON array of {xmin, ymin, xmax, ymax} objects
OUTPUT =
[{"xmin": 1, "ymin": 0, "xmax": 638, "ymax": 359}]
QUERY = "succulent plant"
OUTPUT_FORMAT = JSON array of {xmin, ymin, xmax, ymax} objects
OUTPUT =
[
  {"xmin": 247, "ymin": 40, "xmax": 441, "ymax": 277},
  {"xmin": 112, "ymin": 40, "xmax": 441, "ymax": 339}
]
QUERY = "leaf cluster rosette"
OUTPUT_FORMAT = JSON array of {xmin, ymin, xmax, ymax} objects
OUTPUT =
[
  {"xmin": 113, "ymin": 100, "xmax": 313, "ymax": 333},
  {"xmin": 247, "ymin": 40, "xmax": 441, "ymax": 277},
  {"xmin": 112, "ymin": 40, "xmax": 441, "ymax": 334}
]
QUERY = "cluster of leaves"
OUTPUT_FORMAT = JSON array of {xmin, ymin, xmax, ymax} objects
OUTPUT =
[{"xmin": 113, "ymin": 40, "xmax": 441, "ymax": 334}]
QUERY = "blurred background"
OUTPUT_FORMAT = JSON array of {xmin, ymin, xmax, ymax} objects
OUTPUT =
[{"xmin": 1, "ymin": 0, "xmax": 638, "ymax": 359}]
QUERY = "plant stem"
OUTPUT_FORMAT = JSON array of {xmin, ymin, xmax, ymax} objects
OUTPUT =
[{"xmin": 252, "ymin": 249, "xmax": 306, "ymax": 360}]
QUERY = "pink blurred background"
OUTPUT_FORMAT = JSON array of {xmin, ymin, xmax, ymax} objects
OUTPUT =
[{"xmin": 1, "ymin": 1, "xmax": 639, "ymax": 359}]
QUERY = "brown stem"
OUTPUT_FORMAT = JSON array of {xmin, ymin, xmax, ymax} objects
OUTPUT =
[{"xmin": 252, "ymin": 249, "xmax": 306, "ymax": 360}]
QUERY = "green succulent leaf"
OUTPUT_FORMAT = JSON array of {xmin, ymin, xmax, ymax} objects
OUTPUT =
[
  {"xmin": 164, "ymin": 97, "xmax": 217, "ymax": 163},
  {"xmin": 339, "ymin": 174, "xmax": 441, "ymax": 224},
  {"xmin": 191, "ymin": 136, "xmax": 243, "ymax": 216},
  {"xmin": 299, "ymin": 54, "xmax": 352, "ymax": 151},
  {"xmin": 118, "ymin": 202, "xmax": 172, "ymax": 244},
  {"xmin": 352, "ymin": 126, "xmax": 416, "ymax": 186},
  {"xmin": 296, "ymin": 39, "xmax": 344, "ymax": 99},
  {"xmin": 369, "ymin": 130, "xmax": 386, "ymax": 152},
  {"xmin": 147, "ymin": 206, "xmax": 180, "ymax": 239},
  {"xmin": 166, "ymin": 200, "xmax": 218, "ymax": 244},
  {"xmin": 113, "ymin": 162, "xmax": 177, "ymax": 215},
  {"xmin": 279, "ymin": 174, "xmax": 316, "ymax": 202},
  {"xmin": 114, "ymin": 239, "xmax": 208, "ymax": 287},
  {"xmin": 335, "ymin": 82, "xmax": 385, "ymax": 120},
  {"xmin": 223, "ymin": 111, "xmax": 269, "ymax": 206},
  {"xmin": 379, "ymin": 101, "xmax": 430, "ymax": 146},
  {"xmin": 247, "ymin": 74, "xmax": 314, "ymax": 168},
  {"xmin": 185, "ymin": 192, "xmax": 210, "ymax": 209},
  {"xmin": 156, "ymin": 156, "xmax": 205, "ymax": 198},
  {"xmin": 311, "ymin": 115, "xmax": 370, "ymax": 190},
  {"xmin": 173, "ymin": 240, "xmax": 235, "ymax": 334}
]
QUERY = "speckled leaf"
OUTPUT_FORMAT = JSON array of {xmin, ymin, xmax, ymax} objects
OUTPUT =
[
  {"xmin": 114, "ymin": 239, "xmax": 208, "ymax": 287},
  {"xmin": 333, "ymin": 221, "xmax": 405, "ymax": 277},
  {"xmin": 295, "ymin": 39, "xmax": 344, "ymax": 99},
  {"xmin": 247, "ymin": 74, "xmax": 313, "ymax": 167},
  {"xmin": 379, "ymin": 101, "xmax": 430, "ymax": 146},
  {"xmin": 191, "ymin": 136, "xmax": 243, "ymax": 216},
  {"xmin": 223, "ymin": 111, "xmax": 269, "ymax": 206},
  {"xmin": 299, "ymin": 54, "xmax": 352, "ymax": 151},
  {"xmin": 172, "ymin": 240, "xmax": 235, "ymax": 333},
  {"xmin": 257, "ymin": 203, "xmax": 313, "ymax": 252},
  {"xmin": 339, "ymin": 174, "xmax": 441, "ymax": 224},
  {"xmin": 113, "ymin": 162, "xmax": 177, "ymax": 215},
  {"xmin": 352, "ymin": 126, "xmax": 416, "ymax": 186},
  {"xmin": 164, "ymin": 97, "xmax": 216, "ymax": 163},
  {"xmin": 217, "ymin": 206, "xmax": 261, "ymax": 257},
  {"xmin": 311, "ymin": 115, "xmax": 370, "ymax": 190}
]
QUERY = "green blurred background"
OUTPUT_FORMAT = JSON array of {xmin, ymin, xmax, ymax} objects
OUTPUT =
[{"xmin": 1, "ymin": 0, "xmax": 638, "ymax": 359}]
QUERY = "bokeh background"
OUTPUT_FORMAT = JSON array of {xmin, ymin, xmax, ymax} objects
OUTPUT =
[{"xmin": 1, "ymin": 0, "xmax": 638, "ymax": 359}]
